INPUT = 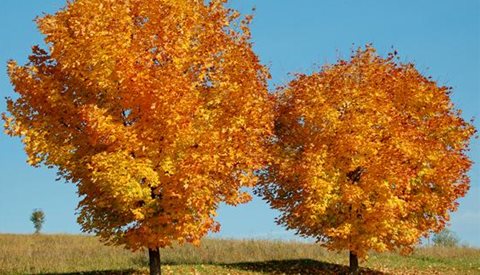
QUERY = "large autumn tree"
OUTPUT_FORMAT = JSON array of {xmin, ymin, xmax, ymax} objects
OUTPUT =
[
  {"xmin": 256, "ymin": 46, "xmax": 475, "ymax": 274},
  {"xmin": 4, "ymin": 0, "xmax": 273, "ymax": 273}
]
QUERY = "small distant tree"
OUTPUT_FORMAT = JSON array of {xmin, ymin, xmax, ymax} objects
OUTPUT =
[
  {"xmin": 30, "ymin": 209, "xmax": 45, "ymax": 234},
  {"xmin": 432, "ymin": 228, "xmax": 459, "ymax": 247},
  {"xmin": 257, "ymin": 46, "xmax": 475, "ymax": 274}
]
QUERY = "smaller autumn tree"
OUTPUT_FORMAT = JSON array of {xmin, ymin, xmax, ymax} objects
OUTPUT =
[
  {"xmin": 30, "ymin": 209, "xmax": 45, "ymax": 234},
  {"xmin": 256, "ymin": 46, "xmax": 475, "ymax": 274}
]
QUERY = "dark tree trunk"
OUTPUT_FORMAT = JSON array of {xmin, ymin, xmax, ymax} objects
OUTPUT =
[
  {"xmin": 149, "ymin": 248, "xmax": 161, "ymax": 275},
  {"xmin": 349, "ymin": 250, "xmax": 359, "ymax": 274}
]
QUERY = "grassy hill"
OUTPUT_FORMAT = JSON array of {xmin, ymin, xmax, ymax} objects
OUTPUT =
[{"xmin": 0, "ymin": 234, "xmax": 479, "ymax": 274}]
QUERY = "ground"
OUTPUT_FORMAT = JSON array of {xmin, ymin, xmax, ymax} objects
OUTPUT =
[{"xmin": 0, "ymin": 234, "xmax": 479, "ymax": 274}]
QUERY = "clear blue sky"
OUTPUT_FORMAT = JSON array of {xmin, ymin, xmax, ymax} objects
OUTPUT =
[{"xmin": 0, "ymin": 0, "xmax": 479, "ymax": 246}]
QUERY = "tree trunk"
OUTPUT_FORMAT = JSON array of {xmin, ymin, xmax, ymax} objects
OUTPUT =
[
  {"xmin": 349, "ymin": 250, "xmax": 359, "ymax": 274},
  {"xmin": 149, "ymin": 248, "xmax": 161, "ymax": 275}
]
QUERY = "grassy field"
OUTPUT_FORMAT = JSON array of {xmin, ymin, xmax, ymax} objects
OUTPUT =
[{"xmin": 0, "ymin": 234, "xmax": 479, "ymax": 274}]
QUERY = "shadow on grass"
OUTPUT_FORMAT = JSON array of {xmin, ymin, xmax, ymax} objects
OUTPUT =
[
  {"xmin": 220, "ymin": 259, "xmax": 387, "ymax": 275},
  {"xmin": 34, "ymin": 259, "xmax": 387, "ymax": 275},
  {"xmin": 32, "ymin": 269, "xmax": 139, "ymax": 275}
]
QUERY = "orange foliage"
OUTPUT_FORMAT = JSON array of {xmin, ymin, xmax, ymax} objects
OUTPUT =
[
  {"xmin": 256, "ymin": 46, "xmax": 475, "ymax": 258},
  {"xmin": 4, "ymin": 0, "xmax": 273, "ymax": 250}
]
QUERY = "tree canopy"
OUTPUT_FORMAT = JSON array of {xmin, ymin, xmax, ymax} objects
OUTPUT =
[
  {"xmin": 30, "ymin": 209, "xmax": 45, "ymax": 234},
  {"xmin": 4, "ymin": 0, "xmax": 273, "ymax": 251},
  {"xmin": 257, "ymin": 47, "xmax": 475, "ymax": 259}
]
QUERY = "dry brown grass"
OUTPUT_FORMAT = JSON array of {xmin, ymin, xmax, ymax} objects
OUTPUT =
[
  {"xmin": 0, "ymin": 234, "xmax": 479, "ymax": 274},
  {"xmin": 0, "ymin": 234, "xmax": 143, "ymax": 274}
]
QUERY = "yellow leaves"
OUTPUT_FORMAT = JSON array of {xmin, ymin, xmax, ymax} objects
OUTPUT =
[
  {"xmin": 327, "ymin": 223, "xmax": 353, "ymax": 238},
  {"xmin": 6, "ymin": 60, "xmax": 18, "ymax": 75},
  {"xmin": 233, "ymin": 116, "xmax": 246, "ymax": 127},
  {"xmin": 36, "ymin": 15, "xmax": 57, "ymax": 39},
  {"xmin": 2, "ymin": 114, "xmax": 14, "ymax": 135},
  {"xmin": 160, "ymin": 157, "xmax": 176, "ymax": 176},
  {"xmin": 132, "ymin": 209, "xmax": 145, "ymax": 220}
]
